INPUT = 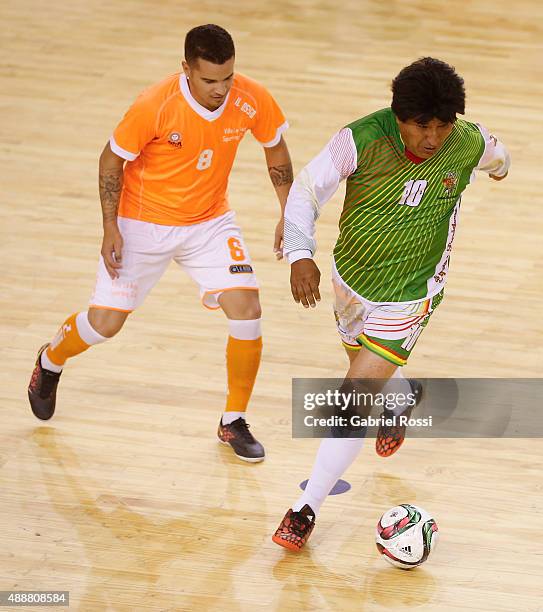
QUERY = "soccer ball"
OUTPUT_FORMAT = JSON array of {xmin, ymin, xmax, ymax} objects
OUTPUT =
[{"xmin": 375, "ymin": 503, "xmax": 438, "ymax": 569}]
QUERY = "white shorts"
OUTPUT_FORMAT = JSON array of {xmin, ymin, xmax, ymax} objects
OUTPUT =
[
  {"xmin": 90, "ymin": 211, "xmax": 258, "ymax": 312},
  {"xmin": 332, "ymin": 263, "xmax": 443, "ymax": 366}
]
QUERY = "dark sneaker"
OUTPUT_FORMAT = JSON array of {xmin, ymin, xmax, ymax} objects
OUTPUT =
[
  {"xmin": 375, "ymin": 379, "xmax": 423, "ymax": 457},
  {"xmin": 272, "ymin": 504, "xmax": 316, "ymax": 551},
  {"xmin": 28, "ymin": 344, "xmax": 62, "ymax": 420},
  {"xmin": 217, "ymin": 417, "xmax": 265, "ymax": 463}
]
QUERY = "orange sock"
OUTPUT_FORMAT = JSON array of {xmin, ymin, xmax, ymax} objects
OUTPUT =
[
  {"xmin": 46, "ymin": 313, "xmax": 91, "ymax": 366},
  {"xmin": 225, "ymin": 336, "xmax": 263, "ymax": 413}
]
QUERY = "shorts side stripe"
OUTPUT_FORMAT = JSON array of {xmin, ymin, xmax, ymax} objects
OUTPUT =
[
  {"xmin": 342, "ymin": 340, "xmax": 361, "ymax": 351},
  {"xmin": 88, "ymin": 304, "xmax": 133, "ymax": 313},
  {"xmin": 357, "ymin": 334, "xmax": 407, "ymax": 366}
]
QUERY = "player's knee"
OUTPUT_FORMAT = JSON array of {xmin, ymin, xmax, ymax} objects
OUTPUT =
[
  {"xmin": 219, "ymin": 290, "xmax": 262, "ymax": 320},
  {"xmin": 242, "ymin": 301, "xmax": 262, "ymax": 320},
  {"xmin": 88, "ymin": 308, "xmax": 129, "ymax": 338}
]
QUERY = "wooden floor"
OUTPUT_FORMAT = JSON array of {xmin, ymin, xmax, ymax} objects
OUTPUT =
[{"xmin": 1, "ymin": 0, "xmax": 543, "ymax": 610}]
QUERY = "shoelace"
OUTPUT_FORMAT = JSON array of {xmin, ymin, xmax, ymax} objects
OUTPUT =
[
  {"xmin": 233, "ymin": 418, "xmax": 255, "ymax": 442},
  {"xmin": 39, "ymin": 369, "xmax": 60, "ymax": 398}
]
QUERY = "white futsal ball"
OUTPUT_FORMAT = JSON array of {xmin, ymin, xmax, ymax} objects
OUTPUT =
[{"xmin": 375, "ymin": 503, "xmax": 438, "ymax": 569}]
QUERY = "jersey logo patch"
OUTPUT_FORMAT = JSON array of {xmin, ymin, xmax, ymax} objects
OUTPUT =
[
  {"xmin": 442, "ymin": 171, "xmax": 458, "ymax": 196},
  {"xmin": 229, "ymin": 264, "xmax": 253, "ymax": 274},
  {"xmin": 168, "ymin": 132, "xmax": 183, "ymax": 148}
]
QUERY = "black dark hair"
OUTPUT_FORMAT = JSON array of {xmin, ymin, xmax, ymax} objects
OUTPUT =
[
  {"xmin": 391, "ymin": 57, "xmax": 465, "ymax": 124},
  {"xmin": 184, "ymin": 24, "xmax": 235, "ymax": 65}
]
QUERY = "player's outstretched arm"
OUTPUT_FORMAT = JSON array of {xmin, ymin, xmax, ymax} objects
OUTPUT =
[
  {"xmin": 283, "ymin": 128, "xmax": 356, "ymax": 308},
  {"xmin": 98, "ymin": 142, "xmax": 125, "ymax": 279},
  {"xmin": 264, "ymin": 136, "xmax": 294, "ymax": 259}
]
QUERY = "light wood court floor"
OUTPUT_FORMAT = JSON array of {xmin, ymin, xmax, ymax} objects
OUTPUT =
[{"xmin": 1, "ymin": 0, "xmax": 542, "ymax": 610}]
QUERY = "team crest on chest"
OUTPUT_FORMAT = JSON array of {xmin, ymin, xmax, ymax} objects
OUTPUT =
[
  {"xmin": 442, "ymin": 171, "xmax": 458, "ymax": 196},
  {"xmin": 168, "ymin": 132, "xmax": 183, "ymax": 148}
]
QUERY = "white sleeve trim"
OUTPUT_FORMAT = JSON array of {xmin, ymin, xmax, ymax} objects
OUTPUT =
[
  {"xmin": 109, "ymin": 135, "xmax": 139, "ymax": 161},
  {"xmin": 259, "ymin": 120, "xmax": 289, "ymax": 147},
  {"xmin": 475, "ymin": 124, "xmax": 510, "ymax": 177},
  {"xmin": 287, "ymin": 249, "xmax": 313, "ymax": 264}
]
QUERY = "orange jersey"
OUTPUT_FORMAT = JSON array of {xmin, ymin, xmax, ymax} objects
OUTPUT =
[{"xmin": 110, "ymin": 72, "xmax": 288, "ymax": 225}]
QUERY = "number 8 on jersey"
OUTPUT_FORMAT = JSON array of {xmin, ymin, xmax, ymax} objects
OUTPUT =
[{"xmin": 196, "ymin": 149, "xmax": 214, "ymax": 171}]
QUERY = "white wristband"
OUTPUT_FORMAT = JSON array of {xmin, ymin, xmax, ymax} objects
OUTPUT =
[{"xmin": 287, "ymin": 249, "xmax": 313, "ymax": 264}]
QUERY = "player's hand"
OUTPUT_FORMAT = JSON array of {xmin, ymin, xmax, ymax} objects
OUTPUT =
[
  {"xmin": 490, "ymin": 172, "xmax": 508, "ymax": 181},
  {"xmin": 290, "ymin": 258, "xmax": 321, "ymax": 308},
  {"xmin": 101, "ymin": 222, "xmax": 124, "ymax": 279},
  {"xmin": 273, "ymin": 216, "xmax": 284, "ymax": 260}
]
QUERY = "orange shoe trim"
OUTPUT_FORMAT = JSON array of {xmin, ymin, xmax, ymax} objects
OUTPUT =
[{"xmin": 272, "ymin": 535, "xmax": 304, "ymax": 552}]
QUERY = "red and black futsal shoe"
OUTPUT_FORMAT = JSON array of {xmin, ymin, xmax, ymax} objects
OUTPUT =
[
  {"xmin": 28, "ymin": 344, "xmax": 62, "ymax": 420},
  {"xmin": 217, "ymin": 417, "xmax": 265, "ymax": 463},
  {"xmin": 375, "ymin": 379, "xmax": 423, "ymax": 457},
  {"xmin": 272, "ymin": 504, "xmax": 316, "ymax": 551}
]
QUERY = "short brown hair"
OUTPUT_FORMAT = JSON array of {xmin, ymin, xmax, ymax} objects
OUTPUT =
[{"xmin": 185, "ymin": 24, "xmax": 235, "ymax": 65}]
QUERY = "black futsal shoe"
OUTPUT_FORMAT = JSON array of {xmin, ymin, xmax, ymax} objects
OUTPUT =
[
  {"xmin": 28, "ymin": 344, "xmax": 62, "ymax": 420},
  {"xmin": 217, "ymin": 417, "xmax": 265, "ymax": 463}
]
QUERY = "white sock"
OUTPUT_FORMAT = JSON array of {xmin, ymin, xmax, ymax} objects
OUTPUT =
[
  {"xmin": 382, "ymin": 368, "xmax": 413, "ymax": 416},
  {"xmin": 227, "ymin": 318, "xmax": 262, "ymax": 340},
  {"xmin": 40, "ymin": 350, "xmax": 63, "ymax": 373},
  {"xmin": 221, "ymin": 411, "xmax": 246, "ymax": 425},
  {"xmin": 40, "ymin": 311, "xmax": 107, "ymax": 373},
  {"xmin": 75, "ymin": 311, "xmax": 108, "ymax": 345},
  {"xmin": 292, "ymin": 437, "xmax": 365, "ymax": 515}
]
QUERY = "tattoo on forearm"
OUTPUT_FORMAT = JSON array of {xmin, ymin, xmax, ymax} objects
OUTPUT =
[
  {"xmin": 99, "ymin": 170, "xmax": 123, "ymax": 223},
  {"xmin": 268, "ymin": 163, "xmax": 294, "ymax": 187}
]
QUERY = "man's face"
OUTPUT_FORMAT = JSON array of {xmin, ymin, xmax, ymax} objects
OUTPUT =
[
  {"xmin": 182, "ymin": 57, "xmax": 235, "ymax": 111},
  {"xmin": 396, "ymin": 117, "xmax": 454, "ymax": 159}
]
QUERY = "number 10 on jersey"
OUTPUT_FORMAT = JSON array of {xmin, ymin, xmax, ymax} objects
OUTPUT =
[{"xmin": 399, "ymin": 179, "xmax": 427, "ymax": 207}]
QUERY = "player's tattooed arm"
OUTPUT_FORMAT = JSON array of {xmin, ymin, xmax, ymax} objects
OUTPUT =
[
  {"xmin": 99, "ymin": 170, "xmax": 123, "ymax": 224},
  {"xmin": 264, "ymin": 136, "xmax": 294, "ymax": 195},
  {"xmin": 268, "ymin": 163, "xmax": 294, "ymax": 187},
  {"xmin": 98, "ymin": 142, "xmax": 126, "ymax": 279},
  {"xmin": 99, "ymin": 143, "xmax": 125, "ymax": 225},
  {"xmin": 264, "ymin": 137, "xmax": 294, "ymax": 258}
]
